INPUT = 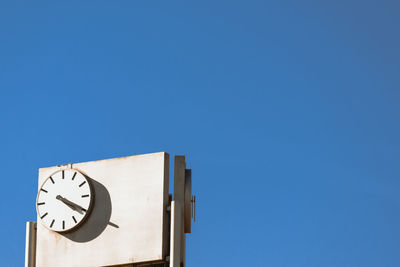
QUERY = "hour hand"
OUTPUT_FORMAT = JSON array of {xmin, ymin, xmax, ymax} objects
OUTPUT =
[{"xmin": 56, "ymin": 195, "xmax": 85, "ymax": 214}]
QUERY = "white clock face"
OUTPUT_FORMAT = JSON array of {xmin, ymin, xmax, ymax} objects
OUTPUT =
[{"xmin": 36, "ymin": 169, "xmax": 94, "ymax": 232}]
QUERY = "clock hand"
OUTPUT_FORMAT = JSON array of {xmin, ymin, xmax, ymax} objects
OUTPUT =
[
  {"xmin": 56, "ymin": 195, "xmax": 85, "ymax": 214},
  {"xmin": 56, "ymin": 195, "xmax": 82, "ymax": 213}
]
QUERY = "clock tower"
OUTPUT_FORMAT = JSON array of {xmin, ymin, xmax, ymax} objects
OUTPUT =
[{"xmin": 25, "ymin": 152, "xmax": 195, "ymax": 267}]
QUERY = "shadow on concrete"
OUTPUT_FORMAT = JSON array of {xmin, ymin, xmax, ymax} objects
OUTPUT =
[{"xmin": 63, "ymin": 178, "xmax": 115, "ymax": 242}]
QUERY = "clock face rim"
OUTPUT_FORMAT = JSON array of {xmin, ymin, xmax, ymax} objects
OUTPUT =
[{"xmin": 36, "ymin": 168, "xmax": 95, "ymax": 233}]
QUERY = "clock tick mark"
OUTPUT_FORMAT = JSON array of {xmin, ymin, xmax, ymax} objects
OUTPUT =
[
  {"xmin": 62, "ymin": 170, "xmax": 64, "ymax": 179},
  {"xmin": 41, "ymin": 212, "xmax": 48, "ymax": 219},
  {"xmin": 40, "ymin": 189, "xmax": 48, "ymax": 193},
  {"xmin": 62, "ymin": 220, "xmax": 65, "ymax": 229},
  {"xmin": 82, "ymin": 194, "xmax": 89, "ymax": 198},
  {"xmin": 81, "ymin": 208, "xmax": 87, "ymax": 212},
  {"xmin": 49, "ymin": 176, "xmax": 55, "ymax": 184},
  {"xmin": 72, "ymin": 216, "xmax": 77, "ymax": 223},
  {"xmin": 50, "ymin": 219, "xmax": 55, "ymax": 228},
  {"xmin": 71, "ymin": 172, "xmax": 77, "ymax": 180},
  {"xmin": 37, "ymin": 202, "xmax": 45, "ymax": 205},
  {"xmin": 79, "ymin": 181, "xmax": 86, "ymax": 187}
]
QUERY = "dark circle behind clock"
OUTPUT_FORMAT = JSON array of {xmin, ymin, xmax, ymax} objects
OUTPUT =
[{"xmin": 62, "ymin": 178, "xmax": 114, "ymax": 243}]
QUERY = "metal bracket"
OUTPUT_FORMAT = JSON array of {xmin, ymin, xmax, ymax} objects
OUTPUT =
[{"xmin": 191, "ymin": 195, "xmax": 196, "ymax": 222}]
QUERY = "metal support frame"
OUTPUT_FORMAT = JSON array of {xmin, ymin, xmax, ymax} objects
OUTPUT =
[
  {"xmin": 169, "ymin": 201, "xmax": 182, "ymax": 267},
  {"xmin": 169, "ymin": 156, "xmax": 187, "ymax": 267},
  {"xmin": 25, "ymin": 221, "xmax": 37, "ymax": 267}
]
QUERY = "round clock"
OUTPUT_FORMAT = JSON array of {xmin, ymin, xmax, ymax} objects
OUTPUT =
[{"xmin": 36, "ymin": 169, "xmax": 94, "ymax": 232}]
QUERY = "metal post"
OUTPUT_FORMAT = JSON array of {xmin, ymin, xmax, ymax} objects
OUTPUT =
[
  {"xmin": 25, "ymin": 221, "xmax": 37, "ymax": 267},
  {"xmin": 174, "ymin": 156, "xmax": 186, "ymax": 266},
  {"xmin": 169, "ymin": 201, "xmax": 182, "ymax": 267}
]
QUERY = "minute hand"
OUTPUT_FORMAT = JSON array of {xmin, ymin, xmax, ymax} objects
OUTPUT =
[{"xmin": 56, "ymin": 195, "xmax": 86, "ymax": 213}]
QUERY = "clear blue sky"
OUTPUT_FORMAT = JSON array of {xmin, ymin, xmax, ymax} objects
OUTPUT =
[{"xmin": 1, "ymin": 0, "xmax": 399, "ymax": 266}]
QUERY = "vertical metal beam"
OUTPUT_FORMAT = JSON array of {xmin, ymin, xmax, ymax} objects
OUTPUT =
[
  {"xmin": 174, "ymin": 156, "xmax": 186, "ymax": 205},
  {"xmin": 169, "ymin": 201, "xmax": 182, "ymax": 267},
  {"xmin": 173, "ymin": 156, "xmax": 186, "ymax": 266},
  {"xmin": 25, "ymin": 221, "xmax": 37, "ymax": 267}
]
